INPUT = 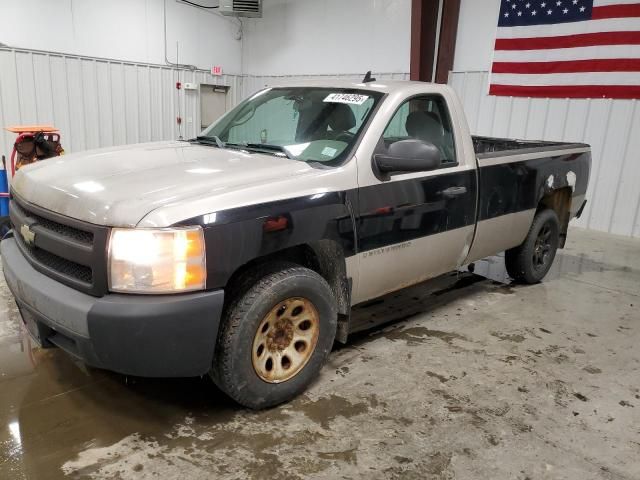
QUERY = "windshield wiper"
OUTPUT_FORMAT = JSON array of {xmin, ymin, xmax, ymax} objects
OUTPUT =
[
  {"xmin": 244, "ymin": 143, "xmax": 294, "ymax": 159},
  {"xmin": 193, "ymin": 138, "xmax": 294, "ymax": 159},
  {"xmin": 195, "ymin": 135, "xmax": 225, "ymax": 148}
]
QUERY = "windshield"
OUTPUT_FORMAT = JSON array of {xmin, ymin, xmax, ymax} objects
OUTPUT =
[{"xmin": 200, "ymin": 87, "xmax": 383, "ymax": 164}]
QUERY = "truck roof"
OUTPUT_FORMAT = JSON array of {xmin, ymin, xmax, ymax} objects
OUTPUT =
[{"xmin": 264, "ymin": 79, "xmax": 451, "ymax": 95}]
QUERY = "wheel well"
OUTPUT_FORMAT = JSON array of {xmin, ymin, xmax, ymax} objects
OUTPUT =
[
  {"xmin": 223, "ymin": 241, "xmax": 351, "ymax": 342},
  {"xmin": 538, "ymin": 187, "xmax": 572, "ymax": 248}
]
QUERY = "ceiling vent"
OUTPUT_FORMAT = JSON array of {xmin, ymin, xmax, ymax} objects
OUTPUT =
[{"xmin": 219, "ymin": 0, "xmax": 262, "ymax": 17}]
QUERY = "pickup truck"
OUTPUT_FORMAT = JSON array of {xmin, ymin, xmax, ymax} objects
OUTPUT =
[{"xmin": 1, "ymin": 80, "xmax": 591, "ymax": 409}]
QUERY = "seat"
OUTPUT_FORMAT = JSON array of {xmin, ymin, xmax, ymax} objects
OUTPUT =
[
  {"xmin": 326, "ymin": 104, "xmax": 356, "ymax": 141},
  {"xmin": 405, "ymin": 111, "xmax": 445, "ymax": 146}
]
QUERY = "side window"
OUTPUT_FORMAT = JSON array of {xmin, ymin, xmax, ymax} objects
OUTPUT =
[{"xmin": 381, "ymin": 96, "xmax": 457, "ymax": 165}]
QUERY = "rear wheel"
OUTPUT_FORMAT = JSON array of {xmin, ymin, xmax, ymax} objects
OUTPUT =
[
  {"xmin": 210, "ymin": 263, "xmax": 337, "ymax": 409},
  {"xmin": 505, "ymin": 208, "xmax": 560, "ymax": 284}
]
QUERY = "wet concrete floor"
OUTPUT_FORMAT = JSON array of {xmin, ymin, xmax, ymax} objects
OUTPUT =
[{"xmin": 0, "ymin": 227, "xmax": 639, "ymax": 479}]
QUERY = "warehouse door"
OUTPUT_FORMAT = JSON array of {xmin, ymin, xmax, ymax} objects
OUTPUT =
[{"xmin": 200, "ymin": 85, "xmax": 228, "ymax": 130}]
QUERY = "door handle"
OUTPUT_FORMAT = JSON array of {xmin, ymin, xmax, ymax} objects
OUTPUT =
[{"xmin": 441, "ymin": 186, "xmax": 467, "ymax": 199}]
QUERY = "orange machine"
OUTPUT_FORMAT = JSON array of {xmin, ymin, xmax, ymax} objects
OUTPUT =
[{"xmin": 5, "ymin": 125, "xmax": 65, "ymax": 176}]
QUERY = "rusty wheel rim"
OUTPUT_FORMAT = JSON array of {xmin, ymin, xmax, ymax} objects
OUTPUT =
[{"xmin": 252, "ymin": 297, "xmax": 320, "ymax": 384}]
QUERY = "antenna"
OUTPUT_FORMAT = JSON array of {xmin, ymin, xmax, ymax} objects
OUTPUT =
[{"xmin": 362, "ymin": 71, "xmax": 376, "ymax": 83}]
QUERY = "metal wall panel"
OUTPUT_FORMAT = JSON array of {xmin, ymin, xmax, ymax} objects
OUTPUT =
[
  {"xmin": 449, "ymin": 71, "xmax": 640, "ymax": 238},
  {"xmin": 0, "ymin": 47, "xmax": 244, "ymax": 171}
]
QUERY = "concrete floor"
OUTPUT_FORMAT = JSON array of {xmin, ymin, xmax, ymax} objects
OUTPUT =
[{"xmin": 0, "ymin": 227, "xmax": 639, "ymax": 480}]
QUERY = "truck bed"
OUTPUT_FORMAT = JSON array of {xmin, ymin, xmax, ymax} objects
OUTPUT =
[{"xmin": 473, "ymin": 136, "xmax": 587, "ymax": 158}]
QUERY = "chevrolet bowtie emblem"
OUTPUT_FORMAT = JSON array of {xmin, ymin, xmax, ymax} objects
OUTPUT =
[{"xmin": 20, "ymin": 224, "xmax": 35, "ymax": 246}]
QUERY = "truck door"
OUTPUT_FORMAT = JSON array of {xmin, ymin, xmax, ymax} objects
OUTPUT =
[{"xmin": 353, "ymin": 94, "xmax": 477, "ymax": 303}]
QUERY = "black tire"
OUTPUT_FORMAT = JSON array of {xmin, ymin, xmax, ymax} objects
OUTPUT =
[
  {"xmin": 210, "ymin": 262, "xmax": 337, "ymax": 409},
  {"xmin": 505, "ymin": 208, "xmax": 560, "ymax": 284}
]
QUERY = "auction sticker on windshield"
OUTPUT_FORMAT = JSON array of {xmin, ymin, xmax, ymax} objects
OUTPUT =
[{"xmin": 324, "ymin": 93, "xmax": 369, "ymax": 105}]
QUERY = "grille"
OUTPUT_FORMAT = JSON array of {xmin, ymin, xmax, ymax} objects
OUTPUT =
[
  {"xmin": 9, "ymin": 195, "xmax": 109, "ymax": 296},
  {"xmin": 11, "ymin": 201, "xmax": 94, "ymax": 245},
  {"xmin": 19, "ymin": 237, "xmax": 93, "ymax": 284}
]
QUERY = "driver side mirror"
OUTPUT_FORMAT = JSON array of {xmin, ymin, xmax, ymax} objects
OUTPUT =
[{"xmin": 374, "ymin": 139, "xmax": 441, "ymax": 174}]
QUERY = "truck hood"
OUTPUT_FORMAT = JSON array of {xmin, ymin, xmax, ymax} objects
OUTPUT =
[{"xmin": 12, "ymin": 141, "xmax": 322, "ymax": 227}]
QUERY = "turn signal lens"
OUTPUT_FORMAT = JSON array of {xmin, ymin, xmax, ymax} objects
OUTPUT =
[{"xmin": 108, "ymin": 227, "xmax": 206, "ymax": 294}]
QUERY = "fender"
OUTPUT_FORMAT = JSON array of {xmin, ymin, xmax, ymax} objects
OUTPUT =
[
  {"xmin": 476, "ymin": 150, "xmax": 591, "ymax": 221},
  {"xmin": 177, "ymin": 190, "xmax": 358, "ymax": 292}
]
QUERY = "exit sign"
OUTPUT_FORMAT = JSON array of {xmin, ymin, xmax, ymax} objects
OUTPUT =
[{"xmin": 211, "ymin": 66, "xmax": 223, "ymax": 76}]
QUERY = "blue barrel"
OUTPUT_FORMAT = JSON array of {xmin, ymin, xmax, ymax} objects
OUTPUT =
[{"xmin": 0, "ymin": 169, "xmax": 9, "ymax": 216}]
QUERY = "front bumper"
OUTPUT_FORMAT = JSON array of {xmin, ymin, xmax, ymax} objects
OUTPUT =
[{"xmin": 1, "ymin": 236, "xmax": 225, "ymax": 377}]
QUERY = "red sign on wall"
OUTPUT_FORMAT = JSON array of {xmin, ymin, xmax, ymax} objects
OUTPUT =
[{"xmin": 211, "ymin": 66, "xmax": 223, "ymax": 76}]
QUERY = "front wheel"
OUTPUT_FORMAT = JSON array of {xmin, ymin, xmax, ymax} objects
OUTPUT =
[
  {"xmin": 505, "ymin": 208, "xmax": 560, "ymax": 284},
  {"xmin": 210, "ymin": 263, "xmax": 337, "ymax": 409}
]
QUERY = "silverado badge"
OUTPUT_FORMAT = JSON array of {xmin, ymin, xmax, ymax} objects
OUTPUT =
[{"xmin": 20, "ymin": 224, "xmax": 35, "ymax": 246}]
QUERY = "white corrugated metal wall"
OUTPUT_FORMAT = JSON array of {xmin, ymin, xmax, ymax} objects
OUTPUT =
[
  {"xmin": 0, "ymin": 47, "xmax": 245, "ymax": 166},
  {"xmin": 449, "ymin": 71, "xmax": 640, "ymax": 239}
]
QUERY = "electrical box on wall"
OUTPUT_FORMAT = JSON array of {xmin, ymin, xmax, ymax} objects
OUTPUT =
[
  {"xmin": 182, "ymin": 83, "xmax": 198, "ymax": 91},
  {"xmin": 219, "ymin": 0, "xmax": 262, "ymax": 17}
]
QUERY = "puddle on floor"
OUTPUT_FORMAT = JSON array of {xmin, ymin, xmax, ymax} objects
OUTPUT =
[
  {"xmin": 463, "ymin": 251, "xmax": 640, "ymax": 285},
  {"xmin": 0, "ymin": 285, "xmax": 239, "ymax": 479}
]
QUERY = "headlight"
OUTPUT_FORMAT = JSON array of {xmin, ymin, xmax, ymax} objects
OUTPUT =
[{"xmin": 108, "ymin": 227, "xmax": 206, "ymax": 294}]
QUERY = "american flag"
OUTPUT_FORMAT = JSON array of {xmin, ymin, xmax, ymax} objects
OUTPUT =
[{"xmin": 490, "ymin": 0, "xmax": 640, "ymax": 98}]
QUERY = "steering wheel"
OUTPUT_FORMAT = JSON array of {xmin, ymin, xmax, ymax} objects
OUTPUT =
[{"xmin": 334, "ymin": 132, "xmax": 354, "ymax": 143}]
